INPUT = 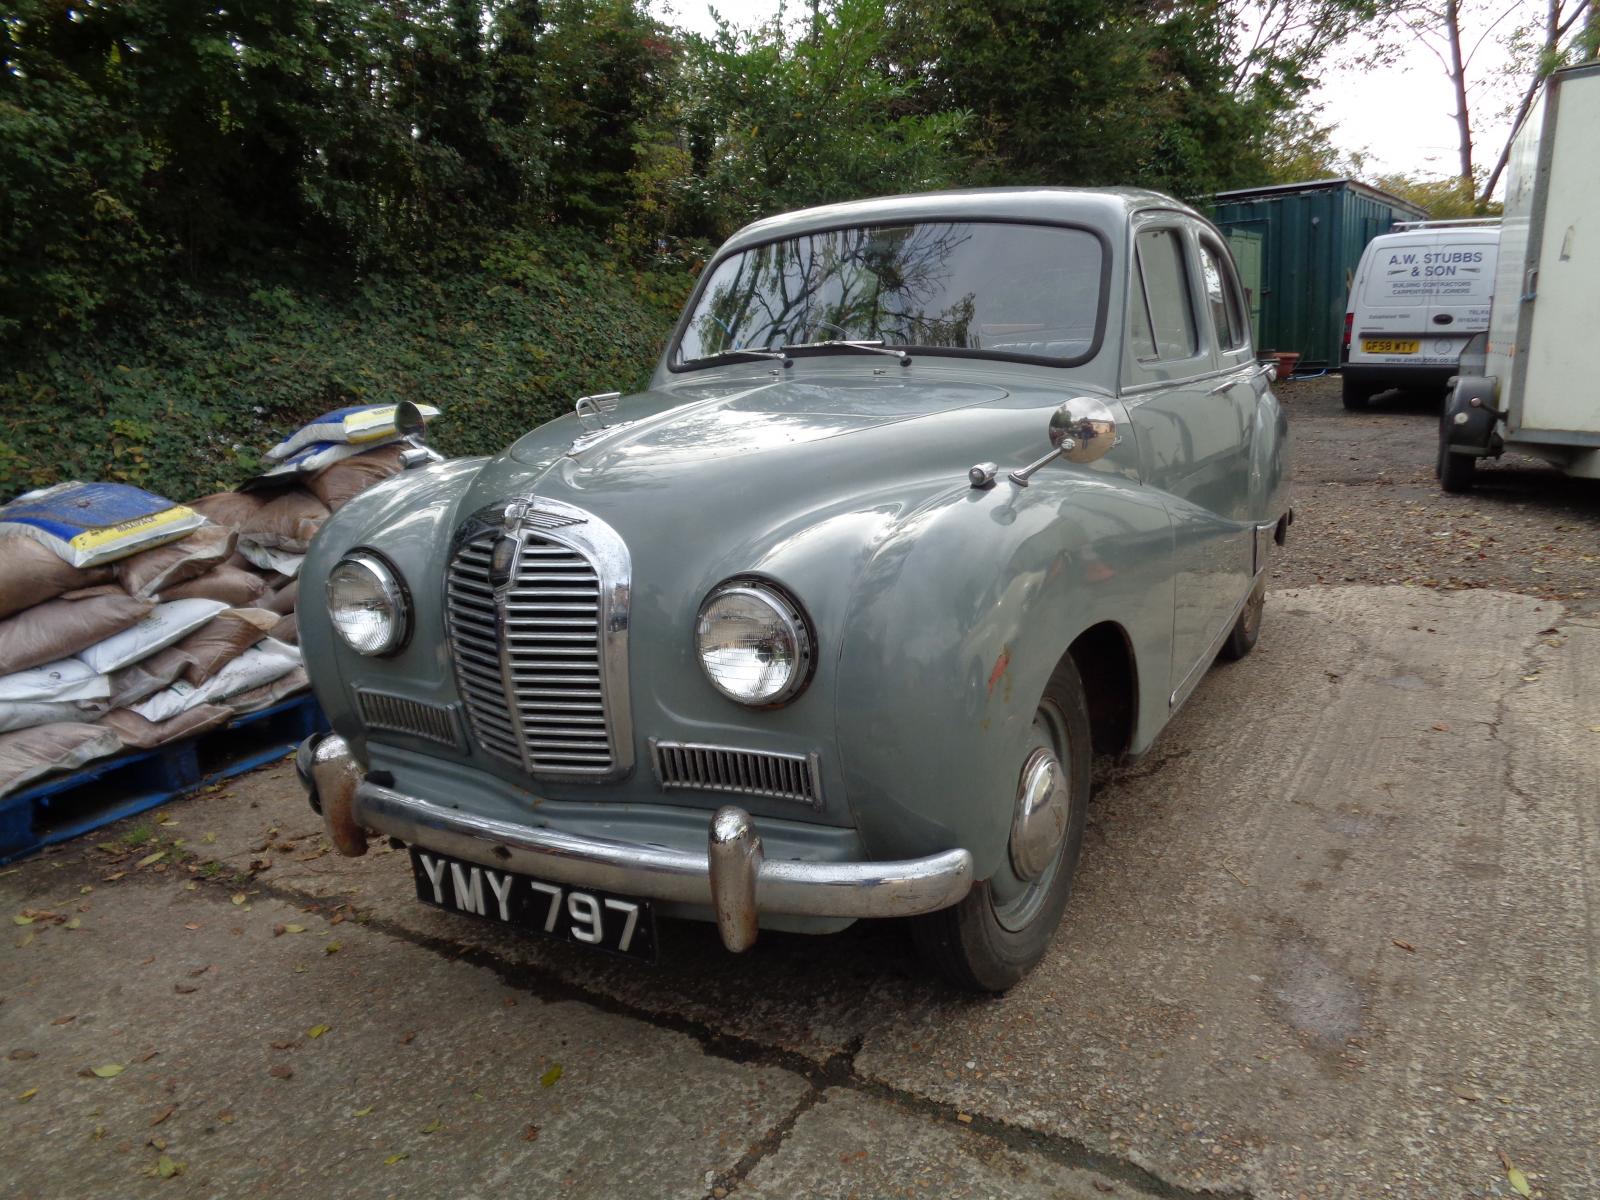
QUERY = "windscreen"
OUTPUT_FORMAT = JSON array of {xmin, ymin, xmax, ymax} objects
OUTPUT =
[
  {"xmin": 1362, "ymin": 241, "xmax": 1496, "ymax": 306},
  {"xmin": 674, "ymin": 222, "xmax": 1104, "ymax": 366}
]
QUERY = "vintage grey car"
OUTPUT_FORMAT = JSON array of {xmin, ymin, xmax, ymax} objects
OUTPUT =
[{"xmin": 296, "ymin": 188, "xmax": 1290, "ymax": 991}]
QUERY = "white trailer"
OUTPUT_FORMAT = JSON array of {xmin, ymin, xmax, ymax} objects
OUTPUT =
[{"xmin": 1439, "ymin": 61, "xmax": 1600, "ymax": 492}]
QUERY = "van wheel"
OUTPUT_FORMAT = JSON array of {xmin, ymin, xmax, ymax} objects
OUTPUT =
[
  {"xmin": 1437, "ymin": 423, "xmax": 1476, "ymax": 493},
  {"xmin": 1342, "ymin": 377, "xmax": 1375, "ymax": 410},
  {"xmin": 912, "ymin": 657, "xmax": 1090, "ymax": 992}
]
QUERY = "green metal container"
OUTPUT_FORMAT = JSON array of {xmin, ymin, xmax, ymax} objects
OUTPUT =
[{"xmin": 1207, "ymin": 179, "xmax": 1427, "ymax": 368}]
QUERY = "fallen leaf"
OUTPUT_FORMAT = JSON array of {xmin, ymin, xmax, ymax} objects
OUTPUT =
[
  {"xmin": 183, "ymin": 922, "xmax": 201, "ymax": 931},
  {"xmin": 282, "ymin": 923, "xmax": 305, "ymax": 934},
  {"xmin": 230, "ymin": 894, "xmax": 246, "ymax": 907},
  {"xmin": 352, "ymin": 1107, "xmax": 374, "ymax": 1118},
  {"xmin": 306, "ymin": 1024, "xmax": 330, "ymax": 1039},
  {"xmin": 1392, "ymin": 939, "xmax": 1416, "ymax": 953},
  {"xmin": 13, "ymin": 915, "xmax": 33, "ymax": 926},
  {"xmin": 51, "ymin": 1015, "xmax": 75, "ymax": 1026},
  {"xmin": 149, "ymin": 1136, "xmax": 167, "ymax": 1150},
  {"xmin": 150, "ymin": 1104, "xmax": 177, "ymax": 1127},
  {"xmin": 188, "ymin": 965, "xmax": 210, "ymax": 977},
  {"xmin": 398, "ymin": 1031, "xmax": 416, "ymax": 1046},
  {"xmin": 139, "ymin": 1050, "xmax": 158, "ymax": 1063},
  {"xmin": 64, "ymin": 917, "xmax": 81, "ymax": 931},
  {"xmin": 9, "ymin": 1050, "xmax": 37, "ymax": 1061},
  {"xmin": 102, "ymin": 872, "xmax": 126, "ymax": 882},
  {"xmin": 522, "ymin": 1124, "xmax": 539, "ymax": 1142},
  {"xmin": 79, "ymin": 886, "xmax": 93, "ymax": 895},
  {"xmin": 217, "ymin": 1110, "xmax": 235, "ymax": 1124},
  {"xmin": 136, "ymin": 852, "xmax": 165, "ymax": 868},
  {"xmin": 955, "ymin": 1113, "xmax": 973, "ymax": 1124},
  {"xmin": 1431, "ymin": 722, "xmax": 1450, "ymax": 732},
  {"xmin": 91, "ymin": 1064, "xmax": 125, "ymax": 1079},
  {"xmin": 419, "ymin": 1117, "xmax": 442, "ymax": 1134},
  {"xmin": 1498, "ymin": 1150, "xmax": 1531, "ymax": 1197},
  {"xmin": 174, "ymin": 984, "xmax": 197, "ymax": 995},
  {"xmin": 202, "ymin": 833, "xmax": 216, "ymax": 844},
  {"xmin": 154, "ymin": 1155, "xmax": 183, "ymax": 1179},
  {"xmin": 270, "ymin": 1039, "xmax": 297, "ymax": 1050},
  {"xmin": 18, "ymin": 1088, "xmax": 37, "ymax": 1103},
  {"xmin": 539, "ymin": 1064, "xmax": 563, "ymax": 1088},
  {"xmin": 1589, "ymin": 725, "xmax": 1600, "ymax": 734},
  {"xmin": 268, "ymin": 1065, "xmax": 293, "ymax": 1080},
  {"xmin": 15, "ymin": 933, "xmax": 33, "ymax": 948},
  {"xmin": 384, "ymin": 1153, "xmax": 408, "ymax": 1165},
  {"xmin": 324, "ymin": 942, "xmax": 341, "ymax": 955}
]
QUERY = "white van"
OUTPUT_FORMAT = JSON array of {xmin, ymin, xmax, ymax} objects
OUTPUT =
[{"xmin": 1341, "ymin": 220, "xmax": 1501, "ymax": 410}]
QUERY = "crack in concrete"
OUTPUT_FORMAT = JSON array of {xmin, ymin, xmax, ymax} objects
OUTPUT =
[{"xmin": 170, "ymin": 870, "xmax": 1249, "ymax": 1200}]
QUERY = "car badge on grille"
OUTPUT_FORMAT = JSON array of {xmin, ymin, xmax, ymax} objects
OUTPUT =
[{"xmin": 488, "ymin": 534, "xmax": 520, "ymax": 591}]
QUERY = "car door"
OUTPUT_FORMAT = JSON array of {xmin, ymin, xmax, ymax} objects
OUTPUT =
[{"xmin": 1120, "ymin": 218, "xmax": 1255, "ymax": 705}]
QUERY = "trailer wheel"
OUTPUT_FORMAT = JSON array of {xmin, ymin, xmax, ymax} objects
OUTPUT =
[{"xmin": 1437, "ymin": 423, "xmax": 1476, "ymax": 493}]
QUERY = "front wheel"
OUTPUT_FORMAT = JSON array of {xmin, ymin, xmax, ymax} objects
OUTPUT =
[{"xmin": 912, "ymin": 657, "xmax": 1091, "ymax": 992}]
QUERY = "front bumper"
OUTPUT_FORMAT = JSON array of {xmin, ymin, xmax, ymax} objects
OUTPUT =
[{"xmin": 296, "ymin": 734, "xmax": 975, "ymax": 952}]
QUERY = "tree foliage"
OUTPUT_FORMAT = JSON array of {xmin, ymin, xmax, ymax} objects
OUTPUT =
[{"xmin": 2, "ymin": 0, "xmax": 1387, "ymax": 497}]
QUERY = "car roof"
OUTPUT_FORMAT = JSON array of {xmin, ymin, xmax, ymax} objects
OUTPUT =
[
  {"xmin": 1366, "ymin": 226, "xmax": 1502, "ymax": 245},
  {"xmin": 720, "ymin": 187, "xmax": 1198, "ymax": 253}
]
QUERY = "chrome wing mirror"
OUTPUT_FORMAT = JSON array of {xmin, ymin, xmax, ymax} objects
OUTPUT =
[
  {"xmin": 1007, "ymin": 397, "xmax": 1118, "ymax": 487},
  {"xmin": 395, "ymin": 400, "xmax": 445, "ymax": 469}
]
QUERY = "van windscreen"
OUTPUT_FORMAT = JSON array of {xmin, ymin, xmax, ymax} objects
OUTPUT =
[{"xmin": 1362, "ymin": 242, "xmax": 1495, "ymax": 306}]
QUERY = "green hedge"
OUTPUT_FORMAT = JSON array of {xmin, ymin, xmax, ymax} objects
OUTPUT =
[{"xmin": 0, "ymin": 230, "xmax": 691, "ymax": 504}]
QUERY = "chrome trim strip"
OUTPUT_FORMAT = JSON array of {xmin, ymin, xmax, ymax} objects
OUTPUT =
[{"xmin": 351, "ymin": 782, "xmax": 974, "ymax": 941}]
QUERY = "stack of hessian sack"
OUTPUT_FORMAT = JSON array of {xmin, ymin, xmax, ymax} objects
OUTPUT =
[{"xmin": 0, "ymin": 403, "xmax": 437, "ymax": 799}]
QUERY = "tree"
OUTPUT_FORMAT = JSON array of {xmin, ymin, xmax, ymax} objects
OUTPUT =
[{"xmin": 1478, "ymin": 0, "xmax": 1594, "ymax": 200}]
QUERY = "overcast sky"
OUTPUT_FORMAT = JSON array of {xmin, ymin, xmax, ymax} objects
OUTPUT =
[{"xmin": 649, "ymin": 0, "xmax": 1527, "ymax": 188}]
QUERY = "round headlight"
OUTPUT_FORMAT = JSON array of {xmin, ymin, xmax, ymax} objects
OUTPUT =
[
  {"xmin": 326, "ymin": 552, "xmax": 409, "ymax": 656},
  {"xmin": 695, "ymin": 581, "xmax": 814, "ymax": 706}
]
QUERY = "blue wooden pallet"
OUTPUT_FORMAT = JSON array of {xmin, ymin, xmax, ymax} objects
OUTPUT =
[{"xmin": 0, "ymin": 694, "xmax": 329, "ymax": 865}]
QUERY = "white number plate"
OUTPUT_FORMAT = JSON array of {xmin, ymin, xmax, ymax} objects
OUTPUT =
[{"xmin": 410, "ymin": 849, "xmax": 657, "ymax": 962}]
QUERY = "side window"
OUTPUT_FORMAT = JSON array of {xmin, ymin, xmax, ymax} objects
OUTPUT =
[
  {"xmin": 1199, "ymin": 242, "xmax": 1247, "ymax": 351},
  {"xmin": 1133, "ymin": 229, "xmax": 1197, "ymax": 361}
]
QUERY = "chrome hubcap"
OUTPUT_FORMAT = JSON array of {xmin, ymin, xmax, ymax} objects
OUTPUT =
[
  {"xmin": 1010, "ymin": 748, "xmax": 1070, "ymax": 881},
  {"xmin": 990, "ymin": 699, "xmax": 1073, "ymax": 932}
]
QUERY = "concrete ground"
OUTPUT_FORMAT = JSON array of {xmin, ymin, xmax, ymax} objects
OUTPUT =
[{"xmin": 4, "ymin": 382, "xmax": 1599, "ymax": 1199}]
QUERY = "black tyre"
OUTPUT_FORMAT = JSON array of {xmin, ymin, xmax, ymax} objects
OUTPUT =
[
  {"xmin": 1437, "ymin": 423, "xmax": 1476, "ymax": 493},
  {"xmin": 912, "ymin": 657, "xmax": 1091, "ymax": 992},
  {"xmin": 1342, "ymin": 376, "xmax": 1375, "ymax": 411},
  {"xmin": 1218, "ymin": 575, "xmax": 1265, "ymax": 661}
]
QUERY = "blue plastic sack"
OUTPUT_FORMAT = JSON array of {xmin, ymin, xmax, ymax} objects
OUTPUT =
[
  {"xmin": 264, "ymin": 404, "xmax": 439, "ymax": 463},
  {"xmin": 0, "ymin": 482, "xmax": 205, "ymax": 568}
]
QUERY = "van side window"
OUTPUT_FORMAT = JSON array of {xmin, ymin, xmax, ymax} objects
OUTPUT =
[
  {"xmin": 1199, "ymin": 243, "xmax": 1246, "ymax": 351},
  {"xmin": 1134, "ymin": 230, "xmax": 1197, "ymax": 360}
]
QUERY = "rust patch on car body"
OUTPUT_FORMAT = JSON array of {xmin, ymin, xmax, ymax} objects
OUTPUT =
[{"xmin": 986, "ymin": 647, "xmax": 1012, "ymax": 697}]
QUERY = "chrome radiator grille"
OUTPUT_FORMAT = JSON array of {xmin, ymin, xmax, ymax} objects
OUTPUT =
[
  {"xmin": 445, "ymin": 502, "xmax": 627, "ymax": 777},
  {"xmin": 651, "ymin": 740, "xmax": 822, "ymax": 810}
]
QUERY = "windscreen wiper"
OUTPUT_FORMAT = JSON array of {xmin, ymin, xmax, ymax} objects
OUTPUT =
[
  {"xmin": 782, "ymin": 339, "xmax": 911, "ymax": 366},
  {"xmin": 681, "ymin": 347, "xmax": 792, "ymax": 367}
]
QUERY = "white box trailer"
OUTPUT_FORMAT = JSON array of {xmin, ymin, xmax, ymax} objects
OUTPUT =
[{"xmin": 1439, "ymin": 61, "xmax": 1600, "ymax": 492}]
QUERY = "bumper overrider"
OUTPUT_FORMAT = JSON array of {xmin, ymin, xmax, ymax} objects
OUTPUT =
[{"xmin": 295, "ymin": 733, "xmax": 975, "ymax": 952}]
